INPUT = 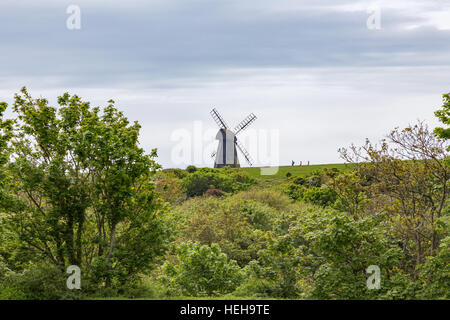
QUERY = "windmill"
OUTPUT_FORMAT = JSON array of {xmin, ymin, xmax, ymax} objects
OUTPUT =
[{"xmin": 210, "ymin": 108, "xmax": 257, "ymax": 168}]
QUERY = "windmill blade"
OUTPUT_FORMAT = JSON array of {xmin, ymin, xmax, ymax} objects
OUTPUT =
[
  {"xmin": 234, "ymin": 113, "xmax": 257, "ymax": 135},
  {"xmin": 210, "ymin": 108, "xmax": 229, "ymax": 129},
  {"xmin": 235, "ymin": 138, "xmax": 254, "ymax": 166}
]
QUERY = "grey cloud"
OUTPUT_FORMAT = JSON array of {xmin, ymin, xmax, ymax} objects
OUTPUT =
[
  {"xmin": 0, "ymin": 0, "xmax": 449, "ymax": 89},
  {"xmin": 0, "ymin": 0, "xmax": 449, "ymax": 168}
]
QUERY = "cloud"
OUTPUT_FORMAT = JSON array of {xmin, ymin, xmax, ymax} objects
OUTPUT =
[{"xmin": 0, "ymin": 0, "xmax": 449, "ymax": 168}]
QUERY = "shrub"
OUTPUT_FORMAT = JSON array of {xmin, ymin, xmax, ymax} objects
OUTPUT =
[
  {"xmin": 155, "ymin": 178, "xmax": 186, "ymax": 205},
  {"xmin": 286, "ymin": 172, "xmax": 292, "ymax": 178},
  {"xmin": 307, "ymin": 175, "xmax": 322, "ymax": 187},
  {"xmin": 286, "ymin": 184, "xmax": 305, "ymax": 201},
  {"xmin": 239, "ymin": 200, "xmax": 276, "ymax": 231},
  {"xmin": 417, "ymin": 235, "xmax": 450, "ymax": 299},
  {"xmin": 161, "ymin": 242, "xmax": 243, "ymax": 296},
  {"xmin": 182, "ymin": 169, "xmax": 254, "ymax": 198},
  {"xmin": 122, "ymin": 275, "xmax": 169, "ymax": 299},
  {"xmin": 290, "ymin": 211, "xmax": 404, "ymax": 299},
  {"xmin": 162, "ymin": 168, "xmax": 188, "ymax": 179},
  {"xmin": 254, "ymin": 235, "xmax": 302, "ymax": 298},
  {"xmin": 0, "ymin": 263, "xmax": 71, "ymax": 300},
  {"xmin": 234, "ymin": 189, "xmax": 293, "ymax": 211},
  {"xmin": 302, "ymin": 187, "xmax": 338, "ymax": 207},
  {"xmin": 186, "ymin": 165, "xmax": 197, "ymax": 173},
  {"xmin": 232, "ymin": 261, "xmax": 276, "ymax": 298},
  {"xmin": 173, "ymin": 196, "xmax": 267, "ymax": 266},
  {"xmin": 183, "ymin": 170, "xmax": 232, "ymax": 197},
  {"xmin": 204, "ymin": 188, "xmax": 224, "ymax": 197},
  {"xmin": 293, "ymin": 177, "xmax": 306, "ymax": 185}
]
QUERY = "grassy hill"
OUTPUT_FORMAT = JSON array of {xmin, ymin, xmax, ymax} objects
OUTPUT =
[{"xmin": 241, "ymin": 163, "xmax": 353, "ymax": 178}]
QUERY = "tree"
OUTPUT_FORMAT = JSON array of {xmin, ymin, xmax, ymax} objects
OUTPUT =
[
  {"xmin": 418, "ymin": 235, "xmax": 450, "ymax": 299},
  {"xmin": 0, "ymin": 103, "xmax": 15, "ymax": 269},
  {"xmin": 434, "ymin": 93, "xmax": 450, "ymax": 146},
  {"xmin": 339, "ymin": 122, "xmax": 449, "ymax": 269},
  {"xmin": 329, "ymin": 171, "xmax": 367, "ymax": 218},
  {"xmin": 2, "ymin": 88, "xmax": 167, "ymax": 289},
  {"xmin": 161, "ymin": 242, "xmax": 243, "ymax": 296},
  {"xmin": 290, "ymin": 211, "xmax": 403, "ymax": 299},
  {"xmin": 0, "ymin": 102, "xmax": 13, "ymax": 207}
]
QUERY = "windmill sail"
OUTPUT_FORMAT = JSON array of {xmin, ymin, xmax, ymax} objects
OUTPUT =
[
  {"xmin": 234, "ymin": 113, "xmax": 257, "ymax": 135},
  {"xmin": 210, "ymin": 108, "xmax": 229, "ymax": 129},
  {"xmin": 235, "ymin": 138, "xmax": 254, "ymax": 166}
]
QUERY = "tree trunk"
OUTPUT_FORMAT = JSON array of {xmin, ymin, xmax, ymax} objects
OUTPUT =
[{"xmin": 105, "ymin": 225, "xmax": 117, "ymax": 288}]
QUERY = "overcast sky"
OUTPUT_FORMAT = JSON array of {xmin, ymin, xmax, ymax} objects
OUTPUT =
[{"xmin": 1, "ymin": 0, "xmax": 449, "ymax": 168}]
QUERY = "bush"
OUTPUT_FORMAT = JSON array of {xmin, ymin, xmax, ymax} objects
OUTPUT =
[
  {"xmin": 253, "ymin": 235, "xmax": 302, "ymax": 298},
  {"xmin": 293, "ymin": 177, "xmax": 306, "ymax": 185},
  {"xmin": 234, "ymin": 189, "xmax": 293, "ymax": 212},
  {"xmin": 286, "ymin": 184, "xmax": 305, "ymax": 201},
  {"xmin": 161, "ymin": 242, "xmax": 243, "ymax": 296},
  {"xmin": 155, "ymin": 178, "xmax": 186, "ymax": 204},
  {"xmin": 182, "ymin": 169, "xmax": 254, "ymax": 198},
  {"xmin": 183, "ymin": 170, "xmax": 233, "ymax": 197},
  {"xmin": 232, "ymin": 261, "xmax": 276, "ymax": 298},
  {"xmin": 172, "ymin": 196, "xmax": 267, "ymax": 266},
  {"xmin": 186, "ymin": 165, "xmax": 197, "ymax": 173},
  {"xmin": 0, "ymin": 263, "xmax": 73, "ymax": 300},
  {"xmin": 302, "ymin": 187, "xmax": 337, "ymax": 207},
  {"xmin": 162, "ymin": 168, "xmax": 188, "ymax": 179},
  {"xmin": 307, "ymin": 175, "xmax": 322, "ymax": 187},
  {"xmin": 204, "ymin": 188, "xmax": 224, "ymax": 197},
  {"xmin": 240, "ymin": 200, "xmax": 276, "ymax": 231},
  {"xmin": 122, "ymin": 275, "xmax": 169, "ymax": 299},
  {"xmin": 290, "ymin": 211, "xmax": 405, "ymax": 299},
  {"xmin": 417, "ymin": 235, "xmax": 450, "ymax": 299}
]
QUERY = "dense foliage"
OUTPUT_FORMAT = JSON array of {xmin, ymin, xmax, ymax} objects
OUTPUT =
[
  {"xmin": 0, "ymin": 88, "xmax": 169, "ymax": 297},
  {"xmin": 161, "ymin": 242, "xmax": 243, "ymax": 296},
  {"xmin": 0, "ymin": 89, "xmax": 448, "ymax": 300}
]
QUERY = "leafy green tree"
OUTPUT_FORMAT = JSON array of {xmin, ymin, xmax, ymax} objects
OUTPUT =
[
  {"xmin": 434, "ymin": 93, "xmax": 450, "ymax": 145},
  {"xmin": 290, "ymin": 210, "xmax": 404, "ymax": 299},
  {"xmin": 161, "ymin": 242, "xmax": 243, "ymax": 296},
  {"xmin": 2, "ymin": 88, "xmax": 167, "ymax": 290},
  {"xmin": 0, "ymin": 102, "xmax": 13, "ymax": 208},
  {"xmin": 254, "ymin": 234, "xmax": 302, "ymax": 298},
  {"xmin": 0, "ymin": 103, "xmax": 15, "ymax": 268},
  {"xmin": 329, "ymin": 171, "xmax": 367, "ymax": 218},
  {"xmin": 340, "ymin": 122, "xmax": 449, "ymax": 267},
  {"xmin": 418, "ymin": 235, "xmax": 450, "ymax": 299}
]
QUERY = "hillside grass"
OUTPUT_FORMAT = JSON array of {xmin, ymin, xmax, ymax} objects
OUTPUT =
[{"xmin": 240, "ymin": 163, "xmax": 352, "ymax": 178}]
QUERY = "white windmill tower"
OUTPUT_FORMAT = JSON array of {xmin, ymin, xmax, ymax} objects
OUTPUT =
[{"xmin": 210, "ymin": 108, "xmax": 257, "ymax": 168}]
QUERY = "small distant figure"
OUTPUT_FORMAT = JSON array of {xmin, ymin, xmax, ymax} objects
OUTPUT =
[
  {"xmin": 299, "ymin": 161, "xmax": 302, "ymax": 167},
  {"xmin": 291, "ymin": 160, "xmax": 295, "ymax": 166},
  {"xmin": 307, "ymin": 161, "xmax": 310, "ymax": 166}
]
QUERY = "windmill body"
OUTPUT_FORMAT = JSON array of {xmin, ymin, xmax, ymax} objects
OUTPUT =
[
  {"xmin": 210, "ymin": 108, "xmax": 256, "ymax": 168},
  {"xmin": 214, "ymin": 129, "xmax": 240, "ymax": 168}
]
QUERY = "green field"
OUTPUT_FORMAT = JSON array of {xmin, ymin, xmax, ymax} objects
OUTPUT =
[{"xmin": 241, "ymin": 163, "xmax": 353, "ymax": 178}]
